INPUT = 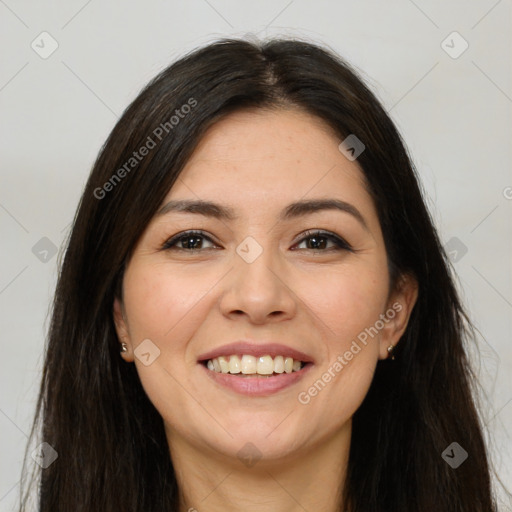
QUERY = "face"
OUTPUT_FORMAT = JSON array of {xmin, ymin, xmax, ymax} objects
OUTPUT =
[{"xmin": 113, "ymin": 108, "xmax": 417, "ymax": 465}]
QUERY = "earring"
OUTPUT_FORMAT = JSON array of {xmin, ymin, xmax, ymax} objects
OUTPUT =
[
  {"xmin": 387, "ymin": 344, "xmax": 395, "ymax": 360},
  {"xmin": 120, "ymin": 342, "xmax": 128, "ymax": 353}
]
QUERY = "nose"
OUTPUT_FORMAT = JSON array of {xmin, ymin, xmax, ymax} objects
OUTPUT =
[{"xmin": 219, "ymin": 241, "xmax": 297, "ymax": 325}]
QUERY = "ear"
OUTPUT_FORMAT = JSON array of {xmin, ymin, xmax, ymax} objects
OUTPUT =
[
  {"xmin": 378, "ymin": 272, "xmax": 419, "ymax": 360},
  {"xmin": 113, "ymin": 296, "xmax": 134, "ymax": 362}
]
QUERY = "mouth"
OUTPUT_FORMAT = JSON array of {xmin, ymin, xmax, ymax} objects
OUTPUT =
[
  {"xmin": 200, "ymin": 354, "xmax": 311, "ymax": 377},
  {"xmin": 197, "ymin": 341, "xmax": 314, "ymax": 395},
  {"xmin": 200, "ymin": 354, "xmax": 314, "ymax": 398}
]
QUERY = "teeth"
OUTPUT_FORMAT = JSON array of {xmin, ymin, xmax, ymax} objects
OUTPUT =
[
  {"xmin": 218, "ymin": 356, "xmax": 230, "ymax": 373},
  {"xmin": 257, "ymin": 355, "xmax": 273, "ymax": 375},
  {"xmin": 274, "ymin": 355, "xmax": 284, "ymax": 373},
  {"xmin": 229, "ymin": 355, "xmax": 241, "ymax": 374},
  {"xmin": 241, "ymin": 355, "xmax": 257, "ymax": 374},
  {"xmin": 205, "ymin": 354, "xmax": 305, "ymax": 375}
]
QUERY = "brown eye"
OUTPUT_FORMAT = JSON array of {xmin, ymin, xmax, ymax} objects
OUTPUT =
[
  {"xmin": 293, "ymin": 230, "xmax": 353, "ymax": 252},
  {"xmin": 162, "ymin": 230, "xmax": 217, "ymax": 251}
]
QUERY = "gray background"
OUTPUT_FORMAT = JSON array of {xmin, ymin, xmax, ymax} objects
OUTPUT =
[{"xmin": 1, "ymin": 0, "xmax": 511, "ymax": 510}]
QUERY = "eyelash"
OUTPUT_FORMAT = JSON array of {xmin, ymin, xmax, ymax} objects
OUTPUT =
[{"xmin": 161, "ymin": 229, "xmax": 353, "ymax": 253}]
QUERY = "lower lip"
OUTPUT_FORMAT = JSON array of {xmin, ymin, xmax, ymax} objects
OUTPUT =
[{"xmin": 200, "ymin": 363, "xmax": 313, "ymax": 396}]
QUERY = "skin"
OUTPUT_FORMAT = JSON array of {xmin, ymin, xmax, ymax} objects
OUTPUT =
[{"xmin": 113, "ymin": 108, "xmax": 418, "ymax": 512}]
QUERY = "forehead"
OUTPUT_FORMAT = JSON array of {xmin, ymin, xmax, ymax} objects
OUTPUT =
[{"xmin": 165, "ymin": 108, "xmax": 375, "ymax": 220}]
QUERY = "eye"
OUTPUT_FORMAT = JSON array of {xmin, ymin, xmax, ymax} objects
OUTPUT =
[
  {"xmin": 292, "ymin": 230, "xmax": 353, "ymax": 252},
  {"xmin": 162, "ymin": 230, "xmax": 217, "ymax": 251},
  {"xmin": 161, "ymin": 229, "xmax": 353, "ymax": 253}
]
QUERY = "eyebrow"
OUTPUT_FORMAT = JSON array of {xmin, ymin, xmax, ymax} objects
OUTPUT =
[{"xmin": 156, "ymin": 198, "xmax": 369, "ymax": 231}]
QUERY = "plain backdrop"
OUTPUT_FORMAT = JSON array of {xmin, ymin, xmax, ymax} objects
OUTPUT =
[{"xmin": 1, "ymin": 1, "xmax": 511, "ymax": 510}]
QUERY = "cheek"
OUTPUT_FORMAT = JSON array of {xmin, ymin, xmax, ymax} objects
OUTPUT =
[
  {"xmin": 301, "ymin": 263, "xmax": 389, "ymax": 344},
  {"xmin": 120, "ymin": 262, "xmax": 214, "ymax": 429},
  {"xmin": 122, "ymin": 261, "xmax": 217, "ymax": 343},
  {"xmin": 292, "ymin": 264, "xmax": 387, "ymax": 416},
  {"xmin": 294, "ymin": 284, "xmax": 383, "ymax": 431}
]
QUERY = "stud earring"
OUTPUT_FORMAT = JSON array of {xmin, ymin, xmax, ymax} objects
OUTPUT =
[
  {"xmin": 387, "ymin": 344, "xmax": 395, "ymax": 360},
  {"xmin": 120, "ymin": 342, "xmax": 128, "ymax": 353}
]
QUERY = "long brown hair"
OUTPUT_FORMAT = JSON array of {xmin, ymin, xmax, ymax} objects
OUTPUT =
[{"xmin": 19, "ymin": 36, "xmax": 503, "ymax": 511}]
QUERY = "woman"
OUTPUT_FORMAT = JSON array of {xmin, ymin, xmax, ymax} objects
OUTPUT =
[{"xmin": 19, "ymin": 36, "xmax": 501, "ymax": 511}]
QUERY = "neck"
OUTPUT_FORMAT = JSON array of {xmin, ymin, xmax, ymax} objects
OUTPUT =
[{"xmin": 167, "ymin": 420, "xmax": 351, "ymax": 512}]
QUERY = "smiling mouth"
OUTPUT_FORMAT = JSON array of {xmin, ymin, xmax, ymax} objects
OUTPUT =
[{"xmin": 201, "ymin": 354, "xmax": 309, "ymax": 377}]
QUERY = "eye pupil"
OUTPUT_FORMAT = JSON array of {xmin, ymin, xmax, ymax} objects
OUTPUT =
[
  {"xmin": 182, "ymin": 235, "xmax": 203, "ymax": 249},
  {"xmin": 307, "ymin": 235, "xmax": 327, "ymax": 250}
]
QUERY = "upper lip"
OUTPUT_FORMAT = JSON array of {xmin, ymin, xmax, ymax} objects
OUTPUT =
[{"xmin": 197, "ymin": 341, "xmax": 314, "ymax": 364}]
